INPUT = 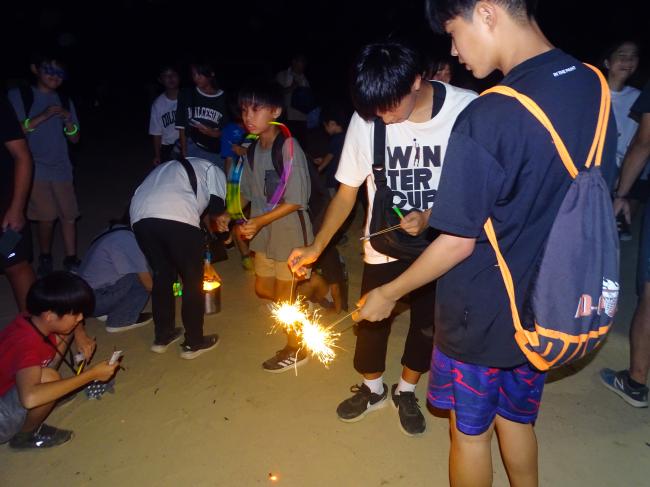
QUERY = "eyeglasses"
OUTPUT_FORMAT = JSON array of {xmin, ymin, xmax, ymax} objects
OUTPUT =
[{"xmin": 40, "ymin": 63, "xmax": 68, "ymax": 80}]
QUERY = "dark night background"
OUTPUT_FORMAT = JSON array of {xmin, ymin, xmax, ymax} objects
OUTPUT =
[{"xmin": 2, "ymin": 0, "xmax": 648, "ymax": 132}]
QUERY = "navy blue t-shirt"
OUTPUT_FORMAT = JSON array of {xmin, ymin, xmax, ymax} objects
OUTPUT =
[
  {"xmin": 631, "ymin": 80, "xmax": 650, "ymax": 116},
  {"xmin": 323, "ymin": 132, "xmax": 345, "ymax": 189},
  {"xmin": 429, "ymin": 49, "xmax": 617, "ymax": 368}
]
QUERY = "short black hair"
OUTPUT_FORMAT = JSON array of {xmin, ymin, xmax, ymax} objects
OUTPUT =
[
  {"xmin": 190, "ymin": 60, "xmax": 216, "ymax": 78},
  {"xmin": 425, "ymin": 0, "xmax": 538, "ymax": 34},
  {"xmin": 238, "ymin": 79, "xmax": 284, "ymax": 111},
  {"xmin": 320, "ymin": 102, "xmax": 349, "ymax": 128},
  {"xmin": 30, "ymin": 50, "xmax": 67, "ymax": 70},
  {"xmin": 158, "ymin": 64, "xmax": 179, "ymax": 76},
  {"xmin": 26, "ymin": 271, "xmax": 95, "ymax": 317},
  {"xmin": 350, "ymin": 42, "xmax": 422, "ymax": 120}
]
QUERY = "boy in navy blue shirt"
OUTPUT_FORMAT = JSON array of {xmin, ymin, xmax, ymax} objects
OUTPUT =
[{"xmin": 357, "ymin": 1, "xmax": 617, "ymax": 485}]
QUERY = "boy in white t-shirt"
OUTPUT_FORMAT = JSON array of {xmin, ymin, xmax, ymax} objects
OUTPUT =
[
  {"xmin": 149, "ymin": 65, "xmax": 180, "ymax": 166},
  {"xmin": 289, "ymin": 41, "xmax": 475, "ymax": 436}
]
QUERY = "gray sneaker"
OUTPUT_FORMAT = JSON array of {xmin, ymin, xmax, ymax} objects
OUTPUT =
[
  {"xmin": 599, "ymin": 368, "xmax": 648, "ymax": 408},
  {"xmin": 336, "ymin": 383, "xmax": 387, "ymax": 422},
  {"xmin": 390, "ymin": 384, "xmax": 426, "ymax": 436}
]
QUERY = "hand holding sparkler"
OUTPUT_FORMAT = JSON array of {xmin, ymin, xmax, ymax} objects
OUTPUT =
[
  {"xmin": 399, "ymin": 208, "xmax": 432, "ymax": 236},
  {"xmin": 354, "ymin": 285, "xmax": 397, "ymax": 323},
  {"xmin": 287, "ymin": 244, "xmax": 322, "ymax": 277}
]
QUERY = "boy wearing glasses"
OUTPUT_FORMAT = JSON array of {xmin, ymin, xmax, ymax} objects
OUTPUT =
[{"xmin": 8, "ymin": 52, "xmax": 81, "ymax": 277}]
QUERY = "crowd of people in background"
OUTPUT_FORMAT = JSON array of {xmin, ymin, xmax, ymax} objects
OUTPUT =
[{"xmin": 0, "ymin": 1, "xmax": 649, "ymax": 486}]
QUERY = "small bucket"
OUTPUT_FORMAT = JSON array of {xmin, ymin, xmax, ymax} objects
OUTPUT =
[{"xmin": 204, "ymin": 286, "xmax": 221, "ymax": 314}]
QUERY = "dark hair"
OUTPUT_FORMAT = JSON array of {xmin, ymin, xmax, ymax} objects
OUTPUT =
[
  {"xmin": 108, "ymin": 206, "xmax": 131, "ymax": 228},
  {"xmin": 158, "ymin": 64, "xmax": 179, "ymax": 76},
  {"xmin": 425, "ymin": 0, "xmax": 538, "ymax": 34},
  {"xmin": 600, "ymin": 40, "xmax": 641, "ymax": 67},
  {"xmin": 26, "ymin": 271, "xmax": 95, "ymax": 317},
  {"xmin": 190, "ymin": 61, "xmax": 216, "ymax": 79},
  {"xmin": 351, "ymin": 42, "xmax": 422, "ymax": 120},
  {"xmin": 238, "ymin": 79, "xmax": 284, "ymax": 111},
  {"xmin": 30, "ymin": 50, "xmax": 67, "ymax": 70},
  {"xmin": 320, "ymin": 102, "xmax": 349, "ymax": 128}
]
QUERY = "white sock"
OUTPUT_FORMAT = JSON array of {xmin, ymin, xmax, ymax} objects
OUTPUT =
[
  {"xmin": 396, "ymin": 378, "xmax": 416, "ymax": 395},
  {"xmin": 363, "ymin": 376, "xmax": 384, "ymax": 395}
]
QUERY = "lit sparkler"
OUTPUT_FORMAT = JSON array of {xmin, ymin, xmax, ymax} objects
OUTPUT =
[{"xmin": 268, "ymin": 297, "xmax": 341, "ymax": 366}]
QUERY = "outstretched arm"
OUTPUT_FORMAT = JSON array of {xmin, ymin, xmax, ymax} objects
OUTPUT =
[
  {"xmin": 288, "ymin": 183, "xmax": 359, "ymax": 274},
  {"xmin": 356, "ymin": 233, "xmax": 475, "ymax": 322}
]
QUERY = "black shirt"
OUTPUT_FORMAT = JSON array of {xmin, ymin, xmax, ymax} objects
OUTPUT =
[
  {"xmin": 631, "ymin": 80, "xmax": 650, "ymax": 116},
  {"xmin": 429, "ymin": 49, "xmax": 617, "ymax": 367},
  {"xmin": 175, "ymin": 87, "xmax": 228, "ymax": 153},
  {"xmin": 0, "ymin": 97, "xmax": 26, "ymax": 215}
]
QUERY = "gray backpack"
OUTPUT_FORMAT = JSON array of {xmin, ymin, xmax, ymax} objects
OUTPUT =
[{"xmin": 483, "ymin": 63, "xmax": 619, "ymax": 371}]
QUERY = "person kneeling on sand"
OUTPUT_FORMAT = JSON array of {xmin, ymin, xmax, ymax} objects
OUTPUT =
[
  {"xmin": 0, "ymin": 272, "xmax": 120, "ymax": 449},
  {"xmin": 79, "ymin": 212, "xmax": 153, "ymax": 333}
]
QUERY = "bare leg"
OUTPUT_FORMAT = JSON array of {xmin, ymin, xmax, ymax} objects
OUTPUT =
[
  {"xmin": 254, "ymin": 276, "xmax": 276, "ymax": 301},
  {"xmin": 494, "ymin": 415, "xmax": 539, "ymax": 487},
  {"xmin": 4, "ymin": 261, "xmax": 36, "ymax": 311},
  {"xmin": 234, "ymin": 230, "xmax": 250, "ymax": 259},
  {"xmin": 60, "ymin": 219, "xmax": 77, "ymax": 256},
  {"xmin": 630, "ymin": 283, "xmax": 650, "ymax": 384},
  {"xmin": 20, "ymin": 368, "xmax": 60, "ymax": 432},
  {"xmin": 400, "ymin": 366, "xmax": 421, "ymax": 385},
  {"xmin": 275, "ymin": 279, "xmax": 301, "ymax": 348},
  {"xmin": 37, "ymin": 220, "xmax": 55, "ymax": 254},
  {"xmin": 330, "ymin": 283, "xmax": 342, "ymax": 313},
  {"xmin": 449, "ymin": 410, "xmax": 494, "ymax": 487}
]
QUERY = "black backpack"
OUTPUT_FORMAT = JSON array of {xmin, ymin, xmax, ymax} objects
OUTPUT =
[{"xmin": 246, "ymin": 133, "xmax": 331, "ymax": 226}]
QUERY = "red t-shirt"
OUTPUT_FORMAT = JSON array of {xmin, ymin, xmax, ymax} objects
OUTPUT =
[{"xmin": 0, "ymin": 314, "xmax": 57, "ymax": 396}]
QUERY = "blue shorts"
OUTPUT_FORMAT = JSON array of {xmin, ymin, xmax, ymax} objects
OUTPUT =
[{"xmin": 428, "ymin": 346, "xmax": 546, "ymax": 435}]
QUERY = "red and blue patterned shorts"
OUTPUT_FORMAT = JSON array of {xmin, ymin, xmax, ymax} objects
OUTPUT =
[{"xmin": 428, "ymin": 346, "xmax": 546, "ymax": 435}]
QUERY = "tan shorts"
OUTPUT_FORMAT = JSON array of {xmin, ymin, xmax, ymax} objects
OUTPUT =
[
  {"xmin": 28, "ymin": 180, "xmax": 80, "ymax": 221},
  {"xmin": 254, "ymin": 252, "xmax": 310, "ymax": 281}
]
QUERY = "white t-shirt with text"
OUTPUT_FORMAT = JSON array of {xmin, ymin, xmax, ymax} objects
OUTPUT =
[
  {"xmin": 336, "ymin": 82, "xmax": 476, "ymax": 264},
  {"xmin": 149, "ymin": 93, "xmax": 179, "ymax": 146}
]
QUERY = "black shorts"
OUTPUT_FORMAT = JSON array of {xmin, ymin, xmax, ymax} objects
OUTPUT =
[{"xmin": 0, "ymin": 224, "xmax": 33, "ymax": 273}]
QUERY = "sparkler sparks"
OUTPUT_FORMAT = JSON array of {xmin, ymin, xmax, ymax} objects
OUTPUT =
[{"xmin": 268, "ymin": 297, "xmax": 341, "ymax": 366}]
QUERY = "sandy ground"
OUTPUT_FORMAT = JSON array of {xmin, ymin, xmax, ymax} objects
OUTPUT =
[{"xmin": 1, "ymin": 132, "xmax": 649, "ymax": 487}]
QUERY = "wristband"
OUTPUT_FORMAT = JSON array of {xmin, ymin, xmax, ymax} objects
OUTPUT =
[
  {"xmin": 613, "ymin": 190, "xmax": 628, "ymax": 199},
  {"xmin": 64, "ymin": 123, "xmax": 79, "ymax": 136},
  {"xmin": 23, "ymin": 118, "xmax": 35, "ymax": 133}
]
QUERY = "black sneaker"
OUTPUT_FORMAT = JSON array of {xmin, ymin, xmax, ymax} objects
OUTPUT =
[
  {"xmin": 336, "ymin": 383, "xmax": 388, "ymax": 422},
  {"xmin": 63, "ymin": 256, "xmax": 81, "ymax": 274},
  {"xmin": 180, "ymin": 334, "xmax": 220, "ymax": 360},
  {"xmin": 9, "ymin": 424, "xmax": 73, "ymax": 449},
  {"xmin": 600, "ymin": 368, "xmax": 649, "ymax": 408},
  {"xmin": 262, "ymin": 346, "xmax": 309, "ymax": 373},
  {"xmin": 37, "ymin": 254, "xmax": 53, "ymax": 278},
  {"xmin": 150, "ymin": 327, "xmax": 183, "ymax": 353},
  {"xmin": 390, "ymin": 384, "xmax": 426, "ymax": 436},
  {"xmin": 106, "ymin": 312, "xmax": 153, "ymax": 333}
]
